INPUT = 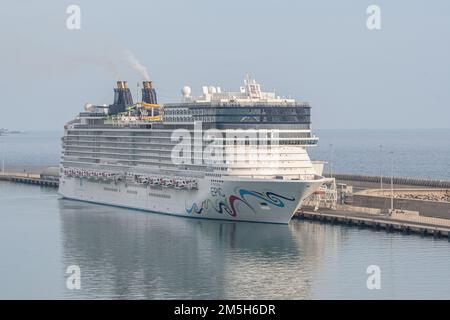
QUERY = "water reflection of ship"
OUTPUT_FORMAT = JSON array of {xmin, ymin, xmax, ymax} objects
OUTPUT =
[{"xmin": 58, "ymin": 199, "xmax": 335, "ymax": 299}]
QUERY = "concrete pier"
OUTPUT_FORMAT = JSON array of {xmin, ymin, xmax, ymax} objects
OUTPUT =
[
  {"xmin": 294, "ymin": 208, "xmax": 450, "ymax": 240},
  {"xmin": 300, "ymin": 173, "xmax": 450, "ymax": 240},
  {"xmin": 353, "ymin": 188, "xmax": 450, "ymax": 219},
  {"xmin": 0, "ymin": 171, "xmax": 58, "ymax": 188}
]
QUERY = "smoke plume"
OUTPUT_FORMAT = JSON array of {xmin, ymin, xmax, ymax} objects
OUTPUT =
[{"xmin": 125, "ymin": 50, "xmax": 150, "ymax": 81}]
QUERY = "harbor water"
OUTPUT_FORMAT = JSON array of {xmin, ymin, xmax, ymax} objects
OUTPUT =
[
  {"xmin": 0, "ymin": 129, "xmax": 449, "ymax": 299},
  {"xmin": 1, "ymin": 182, "xmax": 450, "ymax": 299}
]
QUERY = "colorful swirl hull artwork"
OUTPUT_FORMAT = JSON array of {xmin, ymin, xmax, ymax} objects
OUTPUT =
[{"xmin": 186, "ymin": 187, "xmax": 296, "ymax": 217}]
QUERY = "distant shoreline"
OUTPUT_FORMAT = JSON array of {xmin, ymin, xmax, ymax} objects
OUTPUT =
[{"xmin": 0, "ymin": 129, "xmax": 23, "ymax": 135}]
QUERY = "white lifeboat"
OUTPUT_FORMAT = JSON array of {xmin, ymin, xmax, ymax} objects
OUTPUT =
[
  {"xmin": 151, "ymin": 177, "xmax": 161, "ymax": 185},
  {"xmin": 162, "ymin": 178, "xmax": 174, "ymax": 187}
]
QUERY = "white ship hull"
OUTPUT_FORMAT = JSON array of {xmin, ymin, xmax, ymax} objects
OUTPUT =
[{"xmin": 58, "ymin": 176, "xmax": 324, "ymax": 224}]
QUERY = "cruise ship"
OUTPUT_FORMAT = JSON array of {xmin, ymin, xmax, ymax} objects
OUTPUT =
[{"xmin": 58, "ymin": 76, "xmax": 326, "ymax": 224}]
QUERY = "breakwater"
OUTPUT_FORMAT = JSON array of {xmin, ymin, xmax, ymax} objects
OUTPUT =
[{"xmin": 326, "ymin": 173, "xmax": 450, "ymax": 189}]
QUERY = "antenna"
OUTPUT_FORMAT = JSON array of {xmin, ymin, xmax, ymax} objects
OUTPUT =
[{"xmin": 245, "ymin": 72, "xmax": 251, "ymax": 85}]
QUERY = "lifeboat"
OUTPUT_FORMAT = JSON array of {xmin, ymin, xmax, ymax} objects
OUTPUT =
[
  {"xmin": 188, "ymin": 180, "xmax": 198, "ymax": 190},
  {"xmin": 125, "ymin": 173, "xmax": 135, "ymax": 182},
  {"xmin": 151, "ymin": 177, "xmax": 161, "ymax": 185},
  {"xmin": 175, "ymin": 180, "xmax": 188, "ymax": 189},
  {"xmin": 135, "ymin": 175, "xmax": 148, "ymax": 184},
  {"xmin": 113, "ymin": 173, "xmax": 124, "ymax": 182},
  {"xmin": 162, "ymin": 178, "xmax": 174, "ymax": 187}
]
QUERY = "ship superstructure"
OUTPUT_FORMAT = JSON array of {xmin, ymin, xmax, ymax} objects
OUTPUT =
[{"xmin": 58, "ymin": 76, "xmax": 326, "ymax": 223}]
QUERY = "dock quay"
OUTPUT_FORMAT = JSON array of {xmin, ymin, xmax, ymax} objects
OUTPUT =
[
  {"xmin": 294, "ymin": 208, "xmax": 450, "ymax": 240},
  {"xmin": 299, "ymin": 173, "xmax": 450, "ymax": 239},
  {"xmin": 0, "ymin": 168, "xmax": 59, "ymax": 188}
]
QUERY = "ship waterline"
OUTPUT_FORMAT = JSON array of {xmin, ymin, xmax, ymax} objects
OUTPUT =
[{"xmin": 58, "ymin": 76, "xmax": 326, "ymax": 223}]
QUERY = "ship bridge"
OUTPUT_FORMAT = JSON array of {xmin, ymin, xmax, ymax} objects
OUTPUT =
[
  {"xmin": 163, "ymin": 76, "xmax": 314, "ymax": 132},
  {"xmin": 182, "ymin": 74, "xmax": 296, "ymax": 104}
]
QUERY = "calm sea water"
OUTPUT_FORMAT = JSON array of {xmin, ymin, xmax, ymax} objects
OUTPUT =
[
  {"xmin": 1, "ymin": 129, "xmax": 449, "ymax": 179},
  {"xmin": 0, "ymin": 129, "xmax": 449, "ymax": 299},
  {"xmin": 0, "ymin": 182, "xmax": 449, "ymax": 299}
]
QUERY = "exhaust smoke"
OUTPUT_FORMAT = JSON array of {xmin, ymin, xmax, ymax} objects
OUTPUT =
[{"xmin": 125, "ymin": 50, "xmax": 150, "ymax": 81}]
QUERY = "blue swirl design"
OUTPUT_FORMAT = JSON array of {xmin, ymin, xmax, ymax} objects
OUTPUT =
[
  {"xmin": 186, "ymin": 188, "xmax": 295, "ymax": 217},
  {"xmin": 237, "ymin": 189, "xmax": 295, "ymax": 208},
  {"xmin": 186, "ymin": 202, "xmax": 204, "ymax": 214},
  {"xmin": 186, "ymin": 198, "xmax": 234, "ymax": 216}
]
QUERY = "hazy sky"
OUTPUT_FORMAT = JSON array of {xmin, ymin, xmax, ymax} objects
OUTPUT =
[{"xmin": 1, "ymin": 0, "xmax": 449, "ymax": 130}]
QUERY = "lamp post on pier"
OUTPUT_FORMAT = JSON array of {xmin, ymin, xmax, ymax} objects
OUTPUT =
[
  {"xmin": 379, "ymin": 144, "xmax": 383, "ymax": 189},
  {"xmin": 329, "ymin": 143, "xmax": 333, "ymax": 178},
  {"xmin": 389, "ymin": 151, "xmax": 394, "ymax": 212}
]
